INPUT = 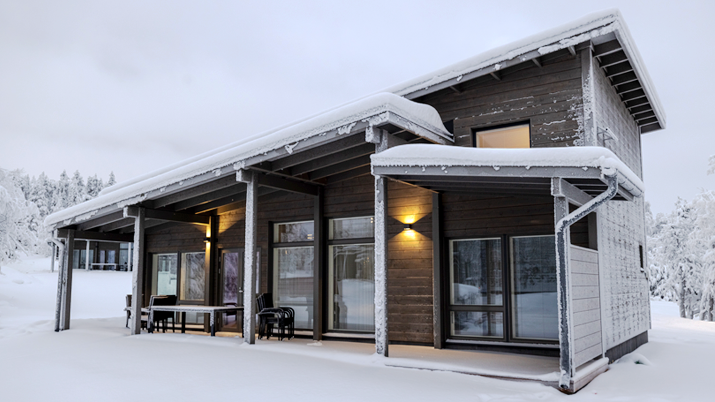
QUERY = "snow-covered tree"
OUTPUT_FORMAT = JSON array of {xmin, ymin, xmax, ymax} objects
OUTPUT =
[
  {"xmin": 0, "ymin": 169, "xmax": 43, "ymax": 273},
  {"xmin": 107, "ymin": 171, "xmax": 116, "ymax": 187},
  {"xmin": 69, "ymin": 170, "xmax": 87, "ymax": 206}
]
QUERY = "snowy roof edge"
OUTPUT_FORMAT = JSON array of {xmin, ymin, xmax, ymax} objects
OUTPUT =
[
  {"xmin": 370, "ymin": 144, "xmax": 644, "ymax": 197},
  {"xmin": 45, "ymin": 93, "xmax": 451, "ymax": 228},
  {"xmin": 383, "ymin": 8, "xmax": 665, "ymax": 128}
]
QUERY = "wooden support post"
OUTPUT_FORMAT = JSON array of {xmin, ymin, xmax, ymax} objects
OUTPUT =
[
  {"xmin": 60, "ymin": 229, "xmax": 75, "ymax": 330},
  {"xmin": 50, "ymin": 243, "xmax": 56, "ymax": 273},
  {"xmin": 127, "ymin": 207, "xmax": 145, "ymax": 335},
  {"xmin": 554, "ymin": 194, "xmax": 573, "ymax": 387},
  {"xmin": 53, "ymin": 238, "xmax": 65, "ymax": 332},
  {"xmin": 128, "ymin": 243, "xmax": 133, "ymax": 271},
  {"xmin": 85, "ymin": 241, "xmax": 90, "ymax": 270},
  {"xmin": 374, "ymin": 174, "xmax": 389, "ymax": 357},
  {"xmin": 241, "ymin": 173, "xmax": 258, "ymax": 344},
  {"xmin": 313, "ymin": 187, "xmax": 324, "ymax": 340},
  {"xmin": 432, "ymin": 192, "xmax": 444, "ymax": 349}
]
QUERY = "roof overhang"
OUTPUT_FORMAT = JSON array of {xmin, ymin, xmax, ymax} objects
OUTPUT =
[
  {"xmin": 370, "ymin": 144, "xmax": 644, "ymax": 201},
  {"xmin": 385, "ymin": 9, "xmax": 665, "ymax": 134},
  {"xmin": 45, "ymin": 93, "xmax": 452, "ymax": 231}
]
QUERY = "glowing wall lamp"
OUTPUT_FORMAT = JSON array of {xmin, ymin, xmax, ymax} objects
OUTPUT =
[{"xmin": 403, "ymin": 224, "xmax": 413, "ymax": 232}]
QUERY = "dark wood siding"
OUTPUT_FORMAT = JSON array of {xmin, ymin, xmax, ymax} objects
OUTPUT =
[
  {"xmin": 387, "ymin": 181, "xmax": 434, "ymax": 344},
  {"xmin": 417, "ymin": 52, "xmax": 583, "ymax": 148}
]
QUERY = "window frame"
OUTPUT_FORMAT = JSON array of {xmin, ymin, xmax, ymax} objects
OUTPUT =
[
  {"xmin": 326, "ymin": 215, "xmax": 375, "ymax": 334},
  {"xmin": 446, "ymin": 233, "xmax": 559, "ymax": 345},
  {"xmin": 472, "ymin": 121, "xmax": 532, "ymax": 149}
]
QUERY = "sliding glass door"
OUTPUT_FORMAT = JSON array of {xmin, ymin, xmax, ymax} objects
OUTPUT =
[
  {"xmin": 328, "ymin": 216, "xmax": 375, "ymax": 332},
  {"xmin": 273, "ymin": 221, "xmax": 314, "ymax": 330},
  {"xmin": 448, "ymin": 235, "xmax": 558, "ymax": 343}
]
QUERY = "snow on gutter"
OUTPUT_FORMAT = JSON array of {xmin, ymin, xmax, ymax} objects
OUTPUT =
[
  {"xmin": 384, "ymin": 9, "xmax": 665, "ymax": 129},
  {"xmin": 370, "ymin": 144, "xmax": 644, "ymax": 197},
  {"xmin": 45, "ymin": 93, "xmax": 452, "ymax": 228}
]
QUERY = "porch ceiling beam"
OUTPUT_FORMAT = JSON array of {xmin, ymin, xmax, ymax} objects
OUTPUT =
[
  {"xmin": 604, "ymin": 61, "xmax": 634, "ymax": 77},
  {"xmin": 270, "ymin": 133, "xmax": 367, "ymax": 172},
  {"xmin": 551, "ymin": 178, "xmax": 593, "ymax": 207},
  {"xmin": 75, "ymin": 210, "xmax": 126, "ymax": 231},
  {"xmin": 620, "ymin": 89, "xmax": 646, "ymax": 102},
  {"xmin": 593, "ymin": 40, "xmax": 622, "ymax": 57},
  {"xmin": 97, "ymin": 217, "xmax": 134, "ymax": 233},
  {"xmin": 626, "ymin": 98, "xmax": 650, "ymax": 109},
  {"xmin": 394, "ymin": 175, "xmax": 552, "ymax": 184},
  {"xmin": 631, "ymin": 106, "xmax": 654, "ymax": 116},
  {"xmin": 449, "ymin": 85, "xmax": 462, "ymax": 94},
  {"xmin": 172, "ymin": 184, "xmax": 246, "ymax": 211},
  {"xmin": 640, "ymin": 122, "xmax": 662, "ymax": 134},
  {"xmin": 238, "ymin": 169, "xmax": 320, "ymax": 196},
  {"xmin": 615, "ymin": 81, "xmax": 642, "ymax": 95},
  {"xmin": 118, "ymin": 219, "xmax": 167, "ymax": 234},
  {"xmin": 151, "ymin": 175, "xmax": 239, "ymax": 209},
  {"xmin": 567, "ymin": 46, "xmax": 576, "ymax": 56},
  {"xmin": 532, "ymin": 57, "xmax": 542, "ymax": 68},
  {"xmin": 634, "ymin": 111, "xmax": 656, "ymax": 121},
  {"xmin": 609, "ymin": 71, "xmax": 639, "ymax": 86},
  {"xmin": 290, "ymin": 143, "xmax": 374, "ymax": 176},
  {"xmin": 325, "ymin": 165, "xmax": 372, "ymax": 185},
  {"xmin": 490, "ymin": 71, "xmax": 501, "ymax": 81},
  {"xmin": 423, "ymin": 186, "xmax": 551, "ymax": 195},
  {"xmin": 56, "ymin": 229, "xmax": 134, "ymax": 243},
  {"xmin": 598, "ymin": 50, "xmax": 628, "ymax": 68},
  {"xmin": 309, "ymin": 155, "xmax": 372, "ymax": 180},
  {"xmin": 638, "ymin": 117, "xmax": 659, "ymax": 126},
  {"xmin": 124, "ymin": 206, "xmax": 210, "ymax": 225}
]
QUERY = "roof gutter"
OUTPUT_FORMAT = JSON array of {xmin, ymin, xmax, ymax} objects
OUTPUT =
[{"xmin": 556, "ymin": 174, "xmax": 618, "ymax": 389}]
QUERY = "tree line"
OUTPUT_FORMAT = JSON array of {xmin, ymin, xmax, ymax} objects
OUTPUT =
[
  {"xmin": 647, "ymin": 158, "xmax": 715, "ymax": 320},
  {"xmin": 0, "ymin": 168, "xmax": 114, "ymax": 271}
]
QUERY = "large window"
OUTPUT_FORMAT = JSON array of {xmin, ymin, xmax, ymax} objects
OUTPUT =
[
  {"xmin": 448, "ymin": 235, "xmax": 557, "ymax": 342},
  {"xmin": 152, "ymin": 254, "xmax": 178, "ymax": 296},
  {"xmin": 273, "ymin": 221, "xmax": 314, "ymax": 330},
  {"xmin": 474, "ymin": 124, "xmax": 530, "ymax": 148},
  {"xmin": 328, "ymin": 216, "xmax": 375, "ymax": 332},
  {"xmin": 180, "ymin": 252, "xmax": 206, "ymax": 301}
]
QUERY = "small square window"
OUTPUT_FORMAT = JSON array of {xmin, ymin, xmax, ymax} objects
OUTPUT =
[{"xmin": 475, "ymin": 124, "xmax": 530, "ymax": 148}]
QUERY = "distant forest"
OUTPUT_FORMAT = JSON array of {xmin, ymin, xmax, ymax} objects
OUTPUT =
[{"xmin": 0, "ymin": 168, "xmax": 114, "ymax": 269}]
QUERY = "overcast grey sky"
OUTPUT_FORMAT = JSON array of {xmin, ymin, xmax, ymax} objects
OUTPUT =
[{"xmin": 1, "ymin": 0, "xmax": 712, "ymax": 214}]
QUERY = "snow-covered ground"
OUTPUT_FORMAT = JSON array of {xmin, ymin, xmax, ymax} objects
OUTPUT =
[{"xmin": 1, "ymin": 257, "xmax": 711, "ymax": 401}]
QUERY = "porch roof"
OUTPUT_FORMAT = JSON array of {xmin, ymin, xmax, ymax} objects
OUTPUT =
[
  {"xmin": 45, "ymin": 93, "xmax": 452, "ymax": 229},
  {"xmin": 370, "ymin": 144, "xmax": 644, "ymax": 200}
]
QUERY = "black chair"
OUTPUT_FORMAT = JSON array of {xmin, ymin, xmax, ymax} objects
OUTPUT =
[
  {"xmin": 256, "ymin": 293, "xmax": 294, "ymax": 341},
  {"xmin": 151, "ymin": 295, "xmax": 177, "ymax": 333},
  {"xmin": 125, "ymin": 294, "xmax": 132, "ymax": 328}
]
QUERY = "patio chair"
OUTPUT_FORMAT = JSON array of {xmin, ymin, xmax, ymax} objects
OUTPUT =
[
  {"xmin": 150, "ymin": 295, "xmax": 177, "ymax": 333},
  {"xmin": 125, "ymin": 294, "xmax": 132, "ymax": 328},
  {"xmin": 256, "ymin": 293, "xmax": 294, "ymax": 341}
]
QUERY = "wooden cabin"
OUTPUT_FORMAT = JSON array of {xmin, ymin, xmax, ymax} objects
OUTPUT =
[{"xmin": 47, "ymin": 10, "xmax": 663, "ymax": 392}]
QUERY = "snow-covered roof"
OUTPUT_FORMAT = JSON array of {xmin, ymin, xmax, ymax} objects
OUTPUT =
[
  {"xmin": 45, "ymin": 93, "xmax": 451, "ymax": 227},
  {"xmin": 385, "ymin": 9, "xmax": 665, "ymax": 131},
  {"xmin": 370, "ymin": 144, "xmax": 644, "ymax": 197}
]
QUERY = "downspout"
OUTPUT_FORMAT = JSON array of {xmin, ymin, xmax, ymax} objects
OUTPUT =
[
  {"xmin": 51, "ymin": 237, "xmax": 66, "ymax": 332},
  {"xmin": 557, "ymin": 174, "xmax": 618, "ymax": 389}
]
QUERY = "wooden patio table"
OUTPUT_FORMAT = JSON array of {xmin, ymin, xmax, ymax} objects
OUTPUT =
[{"xmin": 146, "ymin": 305, "xmax": 244, "ymax": 336}]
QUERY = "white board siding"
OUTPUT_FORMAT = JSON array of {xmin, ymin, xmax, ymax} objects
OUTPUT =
[
  {"xmin": 591, "ymin": 54, "xmax": 651, "ymax": 354},
  {"xmin": 570, "ymin": 245, "xmax": 603, "ymax": 367}
]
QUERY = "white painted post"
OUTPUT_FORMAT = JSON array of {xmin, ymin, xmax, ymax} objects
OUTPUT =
[
  {"xmin": 241, "ymin": 171, "xmax": 258, "ymax": 344},
  {"xmin": 85, "ymin": 241, "xmax": 91, "ymax": 270},
  {"xmin": 374, "ymin": 174, "xmax": 389, "ymax": 357},
  {"xmin": 128, "ymin": 208, "xmax": 145, "ymax": 335}
]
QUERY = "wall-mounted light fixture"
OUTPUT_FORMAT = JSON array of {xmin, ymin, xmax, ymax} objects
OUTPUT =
[
  {"xmin": 204, "ymin": 237, "xmax": 211, "ymax": 243},
  {"xmin": 403, "ymin": 224, "xmax": 413, "ymax": 232}
]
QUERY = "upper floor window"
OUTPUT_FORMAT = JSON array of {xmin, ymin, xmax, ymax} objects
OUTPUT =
[{"xmin": 474, "ymin": 123, "xmax": 530, "ymax": 148}]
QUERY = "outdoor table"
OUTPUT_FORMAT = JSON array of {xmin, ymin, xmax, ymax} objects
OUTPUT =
[{"xmin": 145, "ymin": 305, "xmax": 244, "ymax": 336}]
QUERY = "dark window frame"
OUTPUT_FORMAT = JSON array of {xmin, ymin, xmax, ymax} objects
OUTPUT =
[{"xmin": 446, "ymin": 233, "xmax": 559, "ymax": 346}]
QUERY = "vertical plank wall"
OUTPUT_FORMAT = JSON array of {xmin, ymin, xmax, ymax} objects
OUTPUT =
[{"xmin": 570, "ymin": 245, "xmax": 603, "ymax": 367}]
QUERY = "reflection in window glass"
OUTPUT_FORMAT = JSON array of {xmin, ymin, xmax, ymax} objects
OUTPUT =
[
  {"xmin": 476, "ymin": 124, "xmax": 530, "ymax": 148},
  {"xmin": 451, "ymin": 311, "xmax": 503, "ymax": 338},
  {"xmin": 450, "ymin": 239, "xmax": 503, "ymax": 306},
  {"xmin": 152, "ymin": 254, "xmax": 178, "ymax": 296},
  {"xmin": 274, "ymin": 221, "xmax": 313, "ymax": 243},
  {"xmin": 181, "ymin": 252, "xmax": 205, "ymax": 301},
  {"xmin": 329, "ymin": 216, "xmax": 374, "ymax": 240},
  {"xmin": 511, "ymin": 236, "xmax": 558, "ymax": 340},
  {"xmin": 107, "ymin": 250, "xmax": 116, "ymax": 264},
  {"xmin": 274, "ymin": 246, "xmax": 314, "ymax": 329},
  {"xmin": 329, "ymin": 244, "xmax": 375, "ymax": 331}
]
